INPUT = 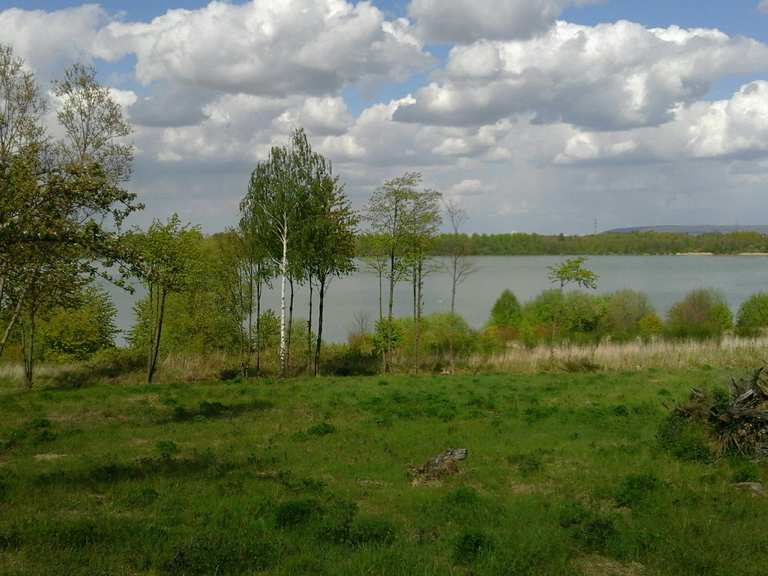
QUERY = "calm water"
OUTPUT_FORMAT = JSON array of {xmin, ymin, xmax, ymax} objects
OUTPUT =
[{"xmin": 105, "ymin": 256, "xmax": 768, "ymax": 344}]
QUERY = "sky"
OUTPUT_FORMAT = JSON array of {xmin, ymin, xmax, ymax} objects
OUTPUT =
[{"xmin": 3, "ymin": 1, "xmax": 768, "ymax": 234}]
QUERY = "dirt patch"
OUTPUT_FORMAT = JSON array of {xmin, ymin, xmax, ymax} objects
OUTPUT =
[{"xmin": 574, "ymin": 555, "xmax": 645, "ymax": 576}]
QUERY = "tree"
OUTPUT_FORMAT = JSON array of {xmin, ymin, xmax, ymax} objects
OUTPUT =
[
  {"xmin": 39, "ymin": 286, "xmax": 118, "ymax": 362},
  {"xmin": 365, "ymin": 173, "xmax": 421, "ymax": 371},
  {"xmin": 0, "ymin": 46, "xmax": 142, "ymax": 386},
  {"xmin": 443, "ymin": 198, "xmax": 477, "ymax": 315},
  {"xmin": 548, "ymin": 257, "xmax": 599, "ymax": 290},
  {"xmin": 241, "ymin": 129, "xmax": 326, "ymax": 375},
  {"xmin": 547, "ymin": 257, "xmax": 598, "ymax": 344},
  {"xmin": 489, "ymin": 290, "xmax": 522, "ymax": 328},
  {"xmin": 128, "ymin": 215, "xmax": 201, "ymax": 383},
  {"xmin": 403, "ymin": 186, "xmax": 442, "ymax": 370},
  {"xmin": 305, "ymin": 173, "xmax": 358, "ymax": 375}
]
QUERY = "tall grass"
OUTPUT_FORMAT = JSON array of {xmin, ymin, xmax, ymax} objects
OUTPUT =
[{"xmin": 474, "ymin": 336, "xmax": 768, "ymax": 373}]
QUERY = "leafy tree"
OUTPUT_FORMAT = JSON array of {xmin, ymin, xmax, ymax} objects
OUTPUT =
[
  {"xmin": 128, "ymin": 215, "xmax": 202, "ymax": 383},
  {"xmin": 736, "ymin": 293, "xmax": 768, "ymax": 337},
  {"xmin": 0, "ymin": 47, "xmax": 141, "ymax": 386},
  {"xmin": 304, "ymin": 172, "xmax": 358, "ymax": 375},
  {"xmin": 241, "ymin": 130, "xmax": 312, "ymax": 375},
  {"xmin": 443, "ymin": 199, "xmax": 477, "ymax": 314},
  {"xmin": 601, "ymin": 290, "xmax": 656, "ymax": 340},
  {"xmin": 364, "ymin": 172, "xmax": 422, "ymax": 371},
  {"xmin": 548, "ymin": 257, "xmax": 599, "ymax": 290},
  {"xmin": 489, "ymin": 290, "xmax": 522, "ymax": 328},
  {"xmin": 39, "ymin": 286, "xmax": 118, "ymax": 361},
  {"xmin": 666, "ymin": 289, "xmax": 733, "ymax": 340}
]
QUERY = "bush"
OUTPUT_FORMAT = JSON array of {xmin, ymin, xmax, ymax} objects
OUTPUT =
[
  {"xmin": 322, "ymin": 343, "xmax": 379, "ymax": 376},
  {"xmin": 601, "ymin": 290, "xmax": 656, "ymax": 340},
  {"xmin": 489, "ymin": 290, "xmax": 522, "ymax": 329},
  {"xmin": 666, "ymin": 289, "xmax": 733, "ymax": 340},
  {"xmin": 736, "ymin": 293, "xmax": 768, "ymax": 337},
  {"xmin": 38, "ymin": 286, "xmax": 119, "ymax": 362},
  {"xmin": 400, "ymin": 313, "xmax": 478, "ymax": 365},
  {"xmin": 521, "ymin": 290, "xmax": 607, "ymax": 344}
]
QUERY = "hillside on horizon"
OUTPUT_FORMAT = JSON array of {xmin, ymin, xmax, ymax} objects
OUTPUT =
[{"xmin": 606, "ymin": 225, "xmax": 768, "ymax": 235}]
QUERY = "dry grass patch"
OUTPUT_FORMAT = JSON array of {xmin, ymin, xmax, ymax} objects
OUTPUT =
[{"xmin": 574, "ymin": 555, "xmax": 645, "ymax": 576}]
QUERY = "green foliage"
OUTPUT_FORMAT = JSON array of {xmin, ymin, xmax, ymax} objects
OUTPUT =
[
  {"xmin": 736, "ymin": 292, "xmax": 768, "ymax": 337},
  {"xmin": 488, "ymin": 290, "xmax": 521, "ymax": 328},
  {"xmin": 601, "ymin": 290, "xmax": 656, "ymax": 341},
  {"xmin": 666, "ymin": 289, "xmax": 733, "ymax": 340},
  {"xmin": 547, "ymin": 257, "xmax": 599, "ymax": 290},
  {"xmin": 360, "ymin": 230, "xmax": 768, "ymax": 257},
  {"xmin": 38, "ymin": 287, "xmax": 118, "ymax": 362}
]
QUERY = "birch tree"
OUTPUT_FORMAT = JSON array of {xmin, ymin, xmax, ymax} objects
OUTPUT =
[
  {"xmin": 443, "ymin": 198, "xmax": 477, "ymax": 315},
  {"xmin": 305, "ymin": 174, "xmax": 358, "ymax": 375}
]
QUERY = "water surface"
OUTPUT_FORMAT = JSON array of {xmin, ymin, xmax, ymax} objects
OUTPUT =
[{"xmin": 105, "ymin": 255, "xmax": 768, "ymax": 344}]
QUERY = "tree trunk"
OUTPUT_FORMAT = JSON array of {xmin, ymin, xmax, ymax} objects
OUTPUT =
[
  {"xmin": 450, "ymin": 254, "xmax": 458, "ymax": 315},
  {"xmin": 0, "ymin": 295, "xmax": 23, "ymax": 357},
  {"xmin": 279, "ymin": 230, "xmax": 288, "ymax": 376},
  {"xmin": 287, "ymin": 276, "xmax": 295, "ymax": 372},
  {"xmin": 412, "ymin": 264, "xmax": 417, "ymax": 321},
  {"xmin": 147, "ymin": 287, "xmax": 167, "ymax": 384},
  {"xmin": 22, "ymin": 312, "xmax": 35, "ymax": 389},
  {"xmin": 256, "ymin": 279, "xmax": 262, "ymax": 374},
  {"xmin": 307, "ymin": 277, "xmax": 314, "ymax": 374},
  {"xmin": 378, "ymin": 266, "xmax": 383, "ymax": 322},
  {"xmin": 315, "ymin": 278, "xmax": 326, "ymax": 376},
  {"xmin": 415, "ymin": 258, "xmax": 423, "ymax": 372},
  {"xmin": 146, "ymin": 283, "xmax": 156, "ymax": 382}
]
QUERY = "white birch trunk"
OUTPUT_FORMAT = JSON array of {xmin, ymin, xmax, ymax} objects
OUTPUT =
[{"xmin": 279, "ymin": 223, "xmax": 288, "ymax": 374}]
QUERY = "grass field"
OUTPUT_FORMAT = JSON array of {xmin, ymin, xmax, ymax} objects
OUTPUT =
[{"xmin": 0, "ymin": 369, "xmax": 766, "ymax": 575}]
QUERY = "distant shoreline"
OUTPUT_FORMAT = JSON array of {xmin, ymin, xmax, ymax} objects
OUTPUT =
[{"xmin": 675, "ymin": 252, "xmax": 768, "ymax": 256}]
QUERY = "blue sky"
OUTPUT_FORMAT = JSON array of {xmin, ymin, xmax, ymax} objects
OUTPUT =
[{"xmin": 3, "ymin": 0, "xmax": 768, "ymax": 233}]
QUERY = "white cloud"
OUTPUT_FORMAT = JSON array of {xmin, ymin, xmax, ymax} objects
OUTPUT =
[
  {"xmin": 759, "ymin": 1, "xmax": 768, "ymax": 13},
  {"xmin": 395, "ymin": 21, "xmax": 768, "ymax": 130},
  {"xmin": 0, "ymin": 5, "xmax": 107, "ymax": 80},
  {"xmin": 408, "ymin": 0, "xmax": 594, "ymax": 44},
  {"xmin": 555, "ymin": 81, "xmax": 768, "ymax": 165},
  {"xmin": 94, "ymin": 0, "xmax": 432, "ymax": 97}
]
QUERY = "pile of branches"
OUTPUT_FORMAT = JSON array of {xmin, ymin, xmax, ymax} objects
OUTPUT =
[
  {"xmin": 716, "ymin": 367, "xmax": 768, "ymax": 458},
  {"xmin": 667, "ymin": 367, "xmax": 768, "ymax": 460}
]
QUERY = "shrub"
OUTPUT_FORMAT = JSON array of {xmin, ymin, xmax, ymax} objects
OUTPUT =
[
  {"xmin": 489, "ymin": 290, "xmax": 522, "ymax": 329},
  {"xmin": 322, "ymin": 343, "xmax": 379, "ymax": 376},
  {"xmin": 38, "ymin": 286, "xmax": 119, "ymax": 362},
  {"xmin": 666, "ymin": 289, "xmax": 733, "ymax": 340},
  {"xmin": 601, "ymin": 290, "xmax": 656, "ymax": 340},
  {"xmin": 638, "ymin": 312, "xmax": 664, "ymax": 340},
  {"xmin": 520, "ymin": 290, "xmax": 608, "ymax": 344},
  {"xmin": 400, "ymin": 313, "xmax": 478, "ymax": 365},
  {"xmin": 736, "ymin": 293, "xmax": 768, "ymax": 337}
]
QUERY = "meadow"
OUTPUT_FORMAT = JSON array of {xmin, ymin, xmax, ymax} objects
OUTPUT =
[{"xmin": 1, "ymin": 368, "xmax": 766, "ymax": 575}]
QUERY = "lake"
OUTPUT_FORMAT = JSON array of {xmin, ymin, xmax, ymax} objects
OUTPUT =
[{"xmin": 105, "ymin": 255, "xmax": 768, "ymax": 344}]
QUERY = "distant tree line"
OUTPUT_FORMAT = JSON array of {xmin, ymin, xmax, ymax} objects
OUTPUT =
[{"xmin": 358, "ymin": 231, "xmax": 768, "ymax": 256}]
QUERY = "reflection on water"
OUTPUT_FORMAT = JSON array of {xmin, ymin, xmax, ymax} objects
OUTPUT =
[{"xmin": 104, "ymin": 255, "xmax": 768, "ymax": 344}]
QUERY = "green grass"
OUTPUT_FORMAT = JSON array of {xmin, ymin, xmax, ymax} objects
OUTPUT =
[{"xmin": 0, "ymin": 370, "xmax": 765, "ymax": 575}]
